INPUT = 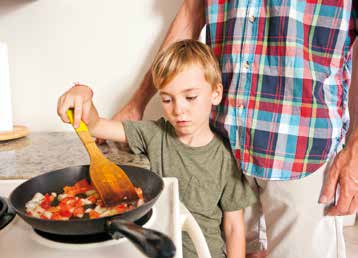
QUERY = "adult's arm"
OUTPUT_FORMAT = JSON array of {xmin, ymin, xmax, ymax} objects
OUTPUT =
[
  {"xmin": 320, "ymin": 40, "xmax": 358, "ymax": 216},
  {"xmin": 112, "ymin": 0, "xmax": 205, "ymax": 122}
]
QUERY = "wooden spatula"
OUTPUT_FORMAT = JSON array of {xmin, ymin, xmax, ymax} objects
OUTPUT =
[{"xmin": 66, "ymin": 109, "xmax": 139, "ymax": 207}]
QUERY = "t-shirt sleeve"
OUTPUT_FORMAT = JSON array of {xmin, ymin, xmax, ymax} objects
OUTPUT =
[
  {"xmin": 219, "ymin": 156, "xmax": 257, "ymax": 211},
  {"xmin": 122, "ymin": 118, "xmax": 166, "ymax": 155}
]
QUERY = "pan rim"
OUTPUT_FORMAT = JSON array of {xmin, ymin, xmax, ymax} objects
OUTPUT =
[{"xmin": 0, "ymin": 196, "xmax": 8, "ymax": 218}]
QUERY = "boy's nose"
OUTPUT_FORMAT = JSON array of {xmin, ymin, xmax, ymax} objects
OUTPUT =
[{"xmin": 173, "ymin": 101, "xmax": 185, "ymax": 115}]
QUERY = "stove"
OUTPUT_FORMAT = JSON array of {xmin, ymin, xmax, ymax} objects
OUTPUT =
[{"xmin": 0, "ymin": 178, "xmax": 194, "ymax": 258}]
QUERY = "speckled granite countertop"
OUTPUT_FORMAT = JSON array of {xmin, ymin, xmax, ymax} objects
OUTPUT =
[{"xmin": 0, "ymin": 132, "xmax": 150, "ymax": 179}]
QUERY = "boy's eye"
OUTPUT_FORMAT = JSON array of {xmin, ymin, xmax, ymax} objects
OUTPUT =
[
  {"xmin": 186, "ymin": 96, "xmax": 198, "ymax": 101},
  {"xmin": 161, "ymin": 98, "xmax": 171, "ymax": 103}
]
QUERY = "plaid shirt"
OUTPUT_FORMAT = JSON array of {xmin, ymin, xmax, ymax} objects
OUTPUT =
[{"xmin": 206, "ymin": 0, "xmax": 358, "ymax": 180}]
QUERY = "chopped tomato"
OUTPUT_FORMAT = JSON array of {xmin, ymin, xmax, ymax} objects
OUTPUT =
[
  {"xmin": 40, "ymin": 193, "xmax": 53, "ymax": 209},
  {"xmin": 75, "ymin": 179, "xmax": 91, "ymax": 188},
  {"xmin": 59, "ymin": 209, "xmax": 72, "ymax": 218},
  {"xmin": 115, "ymin": 203, "xmax": 127, "ymax": 213},
  {"xmin": 50, "ymin": 213, "xmax": 62, "ymax": 220},
  {"xmin": 74, "ymin": 198, "xmax": 83, "ymax": 208},
  {"xmin": 48, "ymin": 207, "xmax": 60, "ymax": 213},
  {"xmin": 73, "ymin": 207, "xmax": 84, "ymax": 217},
  {"xmin": 89, "ymin": 210, "xmax": 100, "ymax": 219},
  {"xmin": 59, "ymin": 202, "xmax": 72, "ymax": 211},
  {"xmin": 63, "ymin": 179, "xmax": 94, "ymax": 196},
  {"xmin": 61, "ymin": 196, "xmax": 75, "ymax": 203},
  {"xmin": 87, "ymin": 195, "xmax": 97, "ymax": 204},
  {"xmin": 40, "ymin": 201, "xmax": 50, "ymax": 210},
  {"xmin": 60, "ymin": 196, "xmax": 76, "ymax": 207},
  {"xmin": 40, "ymin": 215, "xmax": 48, "ymax": 220}
]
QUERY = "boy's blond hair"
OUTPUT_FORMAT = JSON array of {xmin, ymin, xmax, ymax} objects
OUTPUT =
[{"xmin": 151, "ymin": 39, "xmax": 222, "ymax": 90}]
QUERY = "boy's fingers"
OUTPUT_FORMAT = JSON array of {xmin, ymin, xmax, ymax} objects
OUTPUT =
[
  {"xmin": 82, "ymin": 101, "xmax": 91, "ymax": 124},
  {"xmin": 57, "ymin": 96, "xmax": 64, "ymax": 121},
  {"xmin": 96, "ymin": 138, "xmax": 106, "ymax": 145},
  {"xmin": 74, "ymin": 97, "xmax": 83, "ymax": 128},
  {"xmin": 61, "ymin": 95, "xmax": 75, "ymax": 124},
  {"xmin": 57, "ymin": 95, "xmax": 70, "ymax": 123}
]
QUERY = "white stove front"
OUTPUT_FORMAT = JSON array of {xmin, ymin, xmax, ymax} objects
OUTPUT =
[{"xmin": 0, "ymin": 178, "xmax": 184, "ymax": 258}]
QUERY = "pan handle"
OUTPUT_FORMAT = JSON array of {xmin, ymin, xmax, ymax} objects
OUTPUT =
[{"xmin": 106, "ymin": 218, "xmax": 176, "ymax": 258}]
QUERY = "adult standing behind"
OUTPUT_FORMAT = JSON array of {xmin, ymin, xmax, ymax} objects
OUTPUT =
[{"xmin": 99, "ymin": 1, "xmax": 358, "ymax": 258}]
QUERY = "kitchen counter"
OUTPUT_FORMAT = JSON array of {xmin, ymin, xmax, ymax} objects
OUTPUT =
[{"xmin": 0, "ymin": 132, "xmax": 150, "ymax": 179}]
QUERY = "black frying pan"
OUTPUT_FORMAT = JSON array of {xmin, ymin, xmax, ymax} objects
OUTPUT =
[
  {"xmin": 0, "ymin": 196, "xmax": 15, "ymax": 230},
  {"xmin": 9, "ymin": 165, "xmax": 176, "ymax": 258}
]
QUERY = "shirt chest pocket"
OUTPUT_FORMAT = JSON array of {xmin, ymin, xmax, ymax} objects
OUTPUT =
[{"xmin": 181, "ymin": 176, "xmax": 221, "ymax": 214}]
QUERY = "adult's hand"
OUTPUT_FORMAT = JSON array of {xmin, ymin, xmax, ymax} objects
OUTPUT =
[{"xmin": 319, "ymin": 132, "xmax": 358, "ymax": 216}]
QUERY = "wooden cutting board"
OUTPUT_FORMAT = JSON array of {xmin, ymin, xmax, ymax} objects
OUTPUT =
[{"xmin": 0, "ymin": 125, "xmax": 29, "ymax": 141}]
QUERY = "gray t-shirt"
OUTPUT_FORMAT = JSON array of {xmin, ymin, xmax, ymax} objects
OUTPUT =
[{"xmin": 123, "ymin": 118, "xmax": 256, "ymax": 258}]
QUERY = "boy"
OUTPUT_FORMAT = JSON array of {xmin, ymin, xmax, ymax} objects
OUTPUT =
[{"xmin": 57, "ymin": 40, "xmax": 256, "ymax": 258}]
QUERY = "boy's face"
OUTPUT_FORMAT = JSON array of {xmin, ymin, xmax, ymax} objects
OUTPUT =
[{"xmin": 159, "ymin": 64, "xmax": 222, "ymax": 138}]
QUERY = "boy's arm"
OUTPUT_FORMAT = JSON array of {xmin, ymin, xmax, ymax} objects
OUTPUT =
[
  {"xmin": 90, "ymin": 115, "xmax": 127, "ymax": 143},
  {"xmin": 223, "ymin": 210, "xmax": 245, "ymax": 258}
]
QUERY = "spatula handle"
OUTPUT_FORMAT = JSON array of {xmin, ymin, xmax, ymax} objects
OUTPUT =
[
  {"xmin": 66, "ymin": 109, "xmax": 89, "ymax": 133},
  {"xmin": 66, "ymin": 109, "xmax": 101, "ymax": 157}
]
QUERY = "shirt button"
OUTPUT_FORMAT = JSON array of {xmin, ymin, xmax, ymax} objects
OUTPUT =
[
  {"xmin": 243, "ymin": 61, "xmax": 250, "ymax": 69},
  {"xmin": 249, "ymin": 16, "xmax": 255, "ymax": 23}
]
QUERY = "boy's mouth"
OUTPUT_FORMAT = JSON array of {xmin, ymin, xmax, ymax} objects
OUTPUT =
[{"xmin": 176, "ymin": 120, "xmax": 190, "ymax": 126}]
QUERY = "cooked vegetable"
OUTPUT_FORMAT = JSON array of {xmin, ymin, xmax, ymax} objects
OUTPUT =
[{"xmin": 25, "ymin": 179, "xmax": 144, "ymax": 220}]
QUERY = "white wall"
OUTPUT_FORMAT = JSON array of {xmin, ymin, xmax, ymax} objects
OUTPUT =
[{"xmin": 0, "ymin": 0, "xmax": 182, "ymax": 131}]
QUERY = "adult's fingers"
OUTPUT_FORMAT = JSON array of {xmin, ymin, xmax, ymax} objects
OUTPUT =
[
  {"xmin": 348, "ymin": 194, "xmax": 358, "ymax": 214},
  {"xmin": 319, "ymin": 157, "xmax": 340, "ymax": 204},
  {"xmin": 326, "ymin": 181, "xmax": 352, "ymax": 216},
  {"xmin": 324, "ymin": 146, "xmax": 358, "ymax": 216}
]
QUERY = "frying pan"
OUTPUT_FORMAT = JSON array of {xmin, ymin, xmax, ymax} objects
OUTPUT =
[
  {"xmin": 9, "ymin": 165, "xmax": 176, "ymax": 258},
  {"xmin": 0, "ymin": 196, "xmax": 15, "ymax": 230}
]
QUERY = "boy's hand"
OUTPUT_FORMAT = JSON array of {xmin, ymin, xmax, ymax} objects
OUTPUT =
[{"xmin": 57, "ymin": 84, "xmax": 93, "ymax": 128}]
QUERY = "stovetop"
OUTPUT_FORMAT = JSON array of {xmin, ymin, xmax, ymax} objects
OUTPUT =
[{"xmin": 0, "ymin": 178, "xmax": 182, "ymax": 258}]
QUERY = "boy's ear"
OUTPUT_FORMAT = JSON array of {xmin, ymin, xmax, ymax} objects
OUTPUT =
[{"xmin": 212, "ymin": 83, "xmax": 223, "ymax": 105}]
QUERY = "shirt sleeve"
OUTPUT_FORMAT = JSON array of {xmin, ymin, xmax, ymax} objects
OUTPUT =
[
  {"xmin": 219, "ymin": 155, "xmax": 257, "ymax": 211},
  {"xmin": 122, "ymin": 118, "xmax": 166, "ymax": 155}
]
